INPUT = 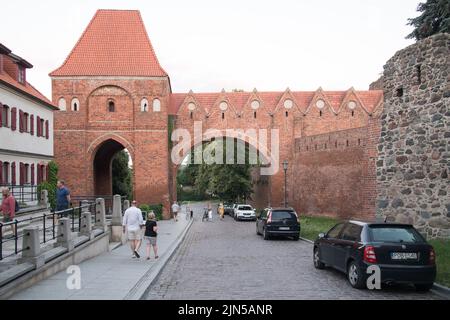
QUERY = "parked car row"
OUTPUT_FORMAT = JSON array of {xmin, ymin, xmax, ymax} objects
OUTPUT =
[
  {"xmin": 220, "ymin": 203, "xmax": 257, "ymax": 221},
  {"xmin": 223, "ymin": 202, "xmax": 437, "ymax": 292}
]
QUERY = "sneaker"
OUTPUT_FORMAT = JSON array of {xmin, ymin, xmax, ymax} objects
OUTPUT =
[
  {"xmin": 134, "ymin": 251, "xmax": 141, "ymax": 258},
  {"xmin": 132, "ymin": 255, "xmax": 137, "ymax": 259},
  {"xmin": 146, "ymin": 257, "xmax": 150, "ymax": 260}
]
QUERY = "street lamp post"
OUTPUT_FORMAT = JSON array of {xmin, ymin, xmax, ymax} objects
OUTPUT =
[{"xmin": 283, "ymin": 160, "xmax": 288, "ymax": 208}]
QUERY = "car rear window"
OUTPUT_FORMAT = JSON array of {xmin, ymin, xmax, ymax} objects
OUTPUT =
[
  {"xmin": 271, "ymin": 211, "xmax": 297, "ymax": 221},
  {"xmin": 238, "ymin": 206, "xmax": 253, "ymax": 211},
  {"xmin": 369, "ymin": 226, "xmax": 425, "ymax": 243}
]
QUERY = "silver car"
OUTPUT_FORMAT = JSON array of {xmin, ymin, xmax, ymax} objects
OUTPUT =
[{"xmin": 234, "ymin": 204, "xmax": 256, "ymax": 221}]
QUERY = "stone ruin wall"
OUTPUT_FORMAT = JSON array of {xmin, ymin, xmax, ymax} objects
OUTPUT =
[{"xmin": 376, "ymin": 33, "xmax": 450, "ymax": 239}]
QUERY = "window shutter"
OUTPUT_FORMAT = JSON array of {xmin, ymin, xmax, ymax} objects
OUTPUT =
[
  {"xmin": 0, "ymin": 160, "xmax": 3, "ymax": 184},
  {"xmin": 45, "ymin": 120, "xmax": 49, "ymax": 139},
  {"xmin": 11, "ymin": 107, "xmax": 17, "ymax": 131},
  {"xmin": 36, "ymin": 116, "xmax": 41, "ymax": 136},
  {"xmin": 31, "ymin": 164, "xmax": 35, "ymax": 185},
  {"xmin": 19, "ymin": 162, "xmax": 24, "ymax": 185},
  {"xmin": 30, "ymin": 114, "xmax": 34, "ymax": 135},
  {"xmin": 11, "ymin": 162, "xmax": 16, "ymax": 185},
  {"xmin": 0, "ymin": 102, "xmax": 3, "ymax": 128},
  {"xmin": 19, "ymin": 110, "xmax": 24, "ymax": 132},
  {"xmin": 45, "ymin": 164, "xmax": 49, "ymax": 181},
  {"xmin": 37, "ymin": 165, "xmax": 41, "ymax": 184}
]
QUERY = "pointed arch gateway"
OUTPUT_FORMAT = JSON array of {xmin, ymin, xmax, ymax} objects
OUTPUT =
[{"xmin": 89, "ymin": 135, "xmax": 134, "ymax": 197}]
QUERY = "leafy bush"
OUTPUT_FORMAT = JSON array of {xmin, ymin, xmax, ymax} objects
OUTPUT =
[
  {"xmin": 139, "ymin": 203, "xmax": 163, "ymax": 221},
  {"xmin": 37, "ymin": 161, "xmax": 58, "ymax": 210}
]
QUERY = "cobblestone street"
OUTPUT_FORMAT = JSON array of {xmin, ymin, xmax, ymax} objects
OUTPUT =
[{"xmin": 145, "ymin": 207, "xmax": 442, "ymax": 300}]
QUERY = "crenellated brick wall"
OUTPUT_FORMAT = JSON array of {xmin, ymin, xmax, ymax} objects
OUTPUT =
[{"xmin": 291, "ymin": 125, "xmax": 379, "ymax": 220}]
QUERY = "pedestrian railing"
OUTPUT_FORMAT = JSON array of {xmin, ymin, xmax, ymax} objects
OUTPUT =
[
  {"xmin": 72, "ymin": 195, "xmax": 126, "ymax": 215},
  {"xmin": 0, "ymin": 202, "xmax": 96, "ymax": 261},
  {"xmin": 0, "ymin": 184, "xmax": 38, "ymax": 204}
]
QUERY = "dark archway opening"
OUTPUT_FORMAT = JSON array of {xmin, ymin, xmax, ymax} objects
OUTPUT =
[{"xmin": 93, "ymin": 139, "xmax": 130, "ymax": 196}]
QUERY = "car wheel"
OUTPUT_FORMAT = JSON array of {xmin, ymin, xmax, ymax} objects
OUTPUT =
[
  {"xmin": 313, "ymin": 247, "xmax": 325, "ymax": 269},
  {"xmin": 415, "ymin": 283, "xmax": 433, "ymax": 292},
  {"xmin": 263, "ymin": 228, "xmax": 270, "ymax": 240},
  {"xmin": 347, "ymin": 261, "xmax": 366, "ymax": 289},
  {"xmin": 293, "ymin": 235, "xmax": 299, "ymax": 241}
]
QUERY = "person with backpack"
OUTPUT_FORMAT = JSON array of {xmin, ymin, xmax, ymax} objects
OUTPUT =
[{"xmin": 0, "ymin": 187, "xmax": 17, "ymax": 237}]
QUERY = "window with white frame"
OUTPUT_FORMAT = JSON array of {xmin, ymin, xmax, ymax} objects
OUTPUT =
[
  {"xmin": 1, "ymin": 104, "xmax": 9, "ymax": 127},
  {"xmin": 58, "ymin": 98, "xmax": 67, "ymax": 111},
  {"xmin": 141, "ymin": 98, "xmax": 149, "ymax": 112},
  {"xmin": 153, "ymin": 98, "xmax": 161, "ymax": 112},
  {"xmin": 71, "ymin": 98, "xmax": 80, "ymax": 112},
  {"xmin": 2, "ymin": 162, "xmax": 10, "ymax": 184}
]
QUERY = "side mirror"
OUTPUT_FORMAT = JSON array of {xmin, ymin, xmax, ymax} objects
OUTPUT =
[{"xmin": 318, "ymin": 233, "xmax": 326, "ymax": 239}]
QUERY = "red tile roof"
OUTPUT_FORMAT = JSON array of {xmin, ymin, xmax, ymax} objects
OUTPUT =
[
  {"xmin": 0, "ymin": 72, "xmax": 57, "ymax": 109},
  {"xmin": 50, "ymin": 10, "xmax": 167, "ymax": 77},
  {"xmin": 169, "ymin": 90, "xmax": 383, "ymax": 116}
]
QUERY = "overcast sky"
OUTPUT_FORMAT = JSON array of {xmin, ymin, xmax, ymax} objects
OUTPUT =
[{"xmin": 1, "ymin": 0, "xmax": 421, "ymax": 99}]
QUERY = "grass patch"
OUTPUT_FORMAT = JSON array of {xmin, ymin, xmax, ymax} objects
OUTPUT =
[
  {"xmin": 429, "ymin": 239, "xmax": 450, "ymax": 287},
  {"xmin": 300, "ymin": 215, "xmax": 340, "ymax": 241}
]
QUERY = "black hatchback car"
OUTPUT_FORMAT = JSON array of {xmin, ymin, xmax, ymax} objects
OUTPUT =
[
  {"xmin": 256, "ymin": 208, "xmax": 300, "ymax": 241},
  {"xmin": 313, "ymin": 221, "xmax": 436, "ymax": 291}
]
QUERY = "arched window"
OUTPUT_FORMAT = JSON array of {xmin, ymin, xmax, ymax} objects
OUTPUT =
[
  {"xmin": 153, "ymin": 98, "xmax": 161, "ymax": 112},
  {"xmin": 58, "ymin": 98, "xmax": 67, "ymax": 111},
  {"xmin": 141, "ymin": 98, "xmax": 149, "ymax": 112},
  {"xmin": 108, "ymin": 101, "xmax": 115, "ymax": 112},
  {"xmin": 71, "ymin": 98, "xmax": 80, "ymax": 112}
]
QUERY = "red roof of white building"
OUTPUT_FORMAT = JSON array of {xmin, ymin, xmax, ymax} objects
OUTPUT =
[
  {"xmin": 50, "ymin": 9, "xmax": 167, "ymax": 77},
  {"xmin": 0, "ymin": 44, "xmax": 57, "ymax": 109}
]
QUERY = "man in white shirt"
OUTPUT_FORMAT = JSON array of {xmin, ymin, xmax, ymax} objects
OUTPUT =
[
  {"xmin": 122, "ymin": 200, "xmax": 144, "ymax": 258},
  {"xmin": 171, "ymin": 201, "xmax": 180, "ymax": 222}
]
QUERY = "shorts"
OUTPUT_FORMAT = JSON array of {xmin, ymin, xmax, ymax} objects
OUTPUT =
[
  {"xmin": 144, "ymin": 236, "xmax": 157, "ymax": 246},
  {"xmin": 127, "ymin": 229, "xmax": 142, "ymax": 241},
  {"xmin": 2, "ymin": 215, "xmax": 12, "ymax": 223},
  {"xmin": 57, "ymin": 205, "xmax": 69, "ymax": 218},
  {"xmin": 173, "ymin": 211, "xmax": 178, "ymax": 216}
]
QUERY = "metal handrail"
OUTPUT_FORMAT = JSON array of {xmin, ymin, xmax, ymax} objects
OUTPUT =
[
  {"xmin": 0, "ymin": 184, "xmax": 38, "ymax": 204},
  {"xmin": 0, "ymin": 202, "xmax": 96, "ymax": 261}
]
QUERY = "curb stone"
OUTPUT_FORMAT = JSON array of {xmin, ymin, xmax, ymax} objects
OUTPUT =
[
  {"xmin": 124, "ymin": 218, "xmax": 194, "ymax": 300},
  {"xmin": 300, "ymin": 237, "xmax": 314, "ymax": 244},
  {"xmin": 431, "ymin": 283, "xmax": 450, "ymax": 300}
]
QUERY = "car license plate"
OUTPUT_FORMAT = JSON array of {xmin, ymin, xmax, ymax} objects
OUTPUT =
[
  {"xmin": 279, "ymin": 227, "xmax": 290, "ymax": 231},
  {"xmin": 391, "ymin": 252, "xmax": 418, "ymax": 260}
]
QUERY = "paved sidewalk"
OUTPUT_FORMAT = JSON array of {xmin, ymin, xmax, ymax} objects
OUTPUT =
[{"xmin": 10, "ymin": 212, "xmax": 192, "ymax": 300}]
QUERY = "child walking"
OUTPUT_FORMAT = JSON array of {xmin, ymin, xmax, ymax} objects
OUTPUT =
[{"xmin": 144, "ymin": 211, "xmax": 158, "ymax": 260}]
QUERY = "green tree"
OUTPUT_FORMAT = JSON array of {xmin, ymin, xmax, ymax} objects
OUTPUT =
[
  {"xmin": 112, "ymin": 150, "xmax": 132, "ymax": 200},
  {"xmin": 177, "ymin": 163, "xmax": 199, "ymax": 186},
  {"xmin": 407, "ymin": 0, "xmax": 450, "ymax": 40},
  {"xmin": 37, "ymin": 161, "xmax": 58, "ymax": 210},
  {"xmin": 192, "ymin": 140, "xmax": 255, "ymax": 202}
]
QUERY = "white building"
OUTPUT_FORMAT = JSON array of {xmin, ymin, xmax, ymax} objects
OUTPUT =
[{"xmin": 0, "ymin": 43, "xmax": 57, "ymax": 205}]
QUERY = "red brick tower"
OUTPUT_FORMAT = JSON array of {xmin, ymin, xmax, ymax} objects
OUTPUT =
[{"xmin": 51, "ymin": 10, "xmax": 172, "ymax": 214}]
